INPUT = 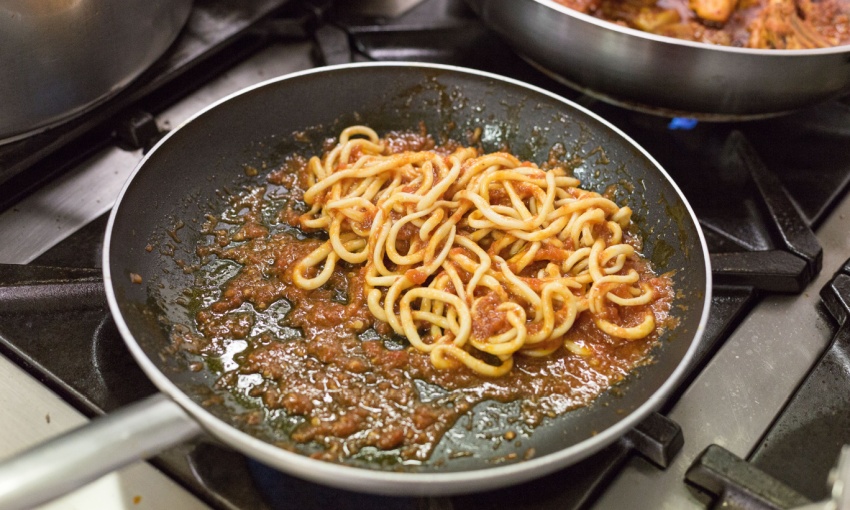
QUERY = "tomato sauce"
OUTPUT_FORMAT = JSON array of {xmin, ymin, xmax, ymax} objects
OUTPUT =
[
  {"xmin": 554, "ymin": 0, "xmax": 850, "ymax": 48},
  {"xmin": 172, "ymin": 132, "xmax": 674, "ymax": 464}
]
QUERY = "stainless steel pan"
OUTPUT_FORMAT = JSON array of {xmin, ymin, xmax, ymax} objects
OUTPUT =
[
  {"xmin": 0, "ymin": 0, "xmax": 192, "ymax": 143},
  {"xmin": 466, "ymin": 0, "xmax": 850, "ymax": 119},
  {"xmin": 0, "ymin": 63, "xmax": 711, "ymax": 509}
]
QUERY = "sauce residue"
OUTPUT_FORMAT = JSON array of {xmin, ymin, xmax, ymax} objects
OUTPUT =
[{"xmin": 166, "ymin": 130, "xmax": 674, "ymax": 464}]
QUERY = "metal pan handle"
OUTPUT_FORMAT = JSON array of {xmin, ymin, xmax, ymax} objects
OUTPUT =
[{"xmin": 0, "ymin": 393, "xmax": 202, "ymax": 510}]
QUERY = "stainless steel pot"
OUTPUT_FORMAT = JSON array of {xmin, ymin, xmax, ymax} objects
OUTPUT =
[
  {"xmin": 0, "ymin": 0, "xmax": 193, "ymax": 142},
  {"xmin": 466, "ymin": 0, "xmax": 850, "ymax": 120}
]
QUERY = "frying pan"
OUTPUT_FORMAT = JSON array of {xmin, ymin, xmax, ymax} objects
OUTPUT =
[
  {"xmin": 0, "ymin": 63, "xmax": 711, "ymax": 509},
  {"xmin": 465, "ymin": 0, "xmax": 850, "ymax": 119}
]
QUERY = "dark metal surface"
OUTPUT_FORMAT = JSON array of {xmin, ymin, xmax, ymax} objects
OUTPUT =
[
  {"xmin": 0, "ymin": 265, "xmax": 103, "ymax": 312},
  {"xmin": 683, "ymin": 261, "xmax": 850, "ymax": 508},
  {"xmin": 623, "ymin": 413, "xmax": 684, "ymax": 469},
  {"xmin": 745, "ymin": 268, "xmax": 850, "ymax": 501},
  {"xmin": 741, "ymin": 101, "xmax": 850, "ymax": 228},
  {"xmin": 733, "ymin": 133, "xmax": 822, "ymax": 280},
  {"xmin": 686, "ymin": 445, "xmax": 811, "ymax": 510},
  {"xmin": 709, "ymin": 252, "xmax": 808, "ymax": 293}
]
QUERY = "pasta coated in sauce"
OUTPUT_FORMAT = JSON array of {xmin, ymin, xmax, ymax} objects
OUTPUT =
[{"xmin": 178, "ymin": 127, "xmax": 674, "ymax": 463}]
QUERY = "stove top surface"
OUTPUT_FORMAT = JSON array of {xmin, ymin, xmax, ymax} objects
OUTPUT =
[{"xmin": 1, "ymin": 1, "xmax": 849, "ymax": 509}]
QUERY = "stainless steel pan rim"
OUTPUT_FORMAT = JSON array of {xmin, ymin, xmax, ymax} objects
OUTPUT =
[
  {"xmin": 102, "ymin": 61, "xmax": 712, "ymax": 495},
  {"xmin": 0, "ymin": 0, "xmax": 193, "ymax": 144},
  {"xmin": 520, "ymin": 56, "xmax": 795, "ymax": 121},
  {"xmin": 534, "ymin": 0, "xmax": 850, "ymax": 57},
  {"xmin": 469, "ymin": 0, "xmax": 850, "ymax": 118}
]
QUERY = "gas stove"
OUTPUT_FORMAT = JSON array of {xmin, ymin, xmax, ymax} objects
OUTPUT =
[{"xmin": 1, "ymin": 1, "xmax": 850, "ymax": 509}]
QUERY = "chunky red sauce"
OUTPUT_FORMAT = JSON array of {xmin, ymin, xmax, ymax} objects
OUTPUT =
[
  {"xmin": 169, "ymin": 130, "xmax": 674, "ymax": 464},
  {"xmin": 554, "ymin": 0, "xmax": 850, "ymax": 48}
]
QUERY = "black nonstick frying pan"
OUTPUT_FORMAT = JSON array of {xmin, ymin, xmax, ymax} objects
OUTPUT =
[{"xmin": 0, "ymin": 63, "xmax": 711, "ymax": 509}]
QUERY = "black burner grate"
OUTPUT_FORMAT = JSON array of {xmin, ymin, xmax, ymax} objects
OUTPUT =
[{"xmin": 685, "ymin": 259, "xmax": 850, "ymax": 509}]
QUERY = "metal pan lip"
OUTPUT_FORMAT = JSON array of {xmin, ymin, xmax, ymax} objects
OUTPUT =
[
  {"xmin": 103, "ymin": 61, "xmax": 713, "ymax": 495},
  {"xmin": 531, "ymin": 0, "xmax": 850, "ymax": 57}
]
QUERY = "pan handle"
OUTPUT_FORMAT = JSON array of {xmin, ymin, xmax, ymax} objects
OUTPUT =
[{"xmin": 0, "ymin": 393, "xmax": 202, "ymax": 510}]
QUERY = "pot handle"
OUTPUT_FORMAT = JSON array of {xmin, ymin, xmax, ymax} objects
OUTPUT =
[{"xmin": 0, "ymin": 393, "xmax": 203, "ymax": 510}]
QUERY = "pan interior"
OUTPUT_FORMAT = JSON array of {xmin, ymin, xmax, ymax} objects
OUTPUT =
[{"xmin": 106, "ymin": 64, "xmax": 708, "ymax": 476}]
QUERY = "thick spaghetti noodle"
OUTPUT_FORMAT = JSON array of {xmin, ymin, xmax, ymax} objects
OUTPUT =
[
  {"xmin": 293, "ymin": 126, "xmax": 658, "ymax": 377},
  {"xmin": 184, "ymin": 126, "xmax": 674, "ymax": 461}
]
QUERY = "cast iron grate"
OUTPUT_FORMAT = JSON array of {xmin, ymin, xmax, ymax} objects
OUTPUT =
[{"xmin": 685, "ymin": 259, "xmax": 850, "ymax": 509}]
